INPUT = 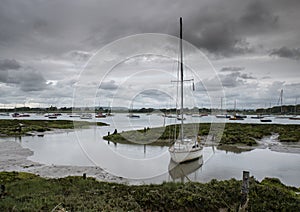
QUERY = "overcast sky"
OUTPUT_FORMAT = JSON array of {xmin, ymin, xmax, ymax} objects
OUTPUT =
[{"xmin": 0, "ymin": 0, "xmax": 299, "ymax": 109}]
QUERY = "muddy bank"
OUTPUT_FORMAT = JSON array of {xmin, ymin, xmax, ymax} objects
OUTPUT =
[{"xmin": 0, "ymin": 140, "xmax": 125, "ymax": 183}]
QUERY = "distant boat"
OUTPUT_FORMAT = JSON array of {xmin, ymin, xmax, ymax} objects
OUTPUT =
[
  {"xmin": 48, "ymin": 114, "xmax": 58, "ymax": 119},
  {"xmin": 260, "ymin": 119, "xmax": 272, "ymax": 122},
  {"xmin": 177, "ymin": 116, "xmax": 186, "ymax": 121},
  {"xmin": 106, "ymin": 104, "xmax": 114, "ymax": 116},
  {"xmin": 289, "ymin": 116, "xmax": 300, "ymax": 120},
  {"xmin": 168, "ymin": 18, "xmax": 202, "ymax": 164},
  {"xmin": 229, "ymin": 116, "xmax": 244, "ymax": 120},
  {"xmin": 12, "ymin": 113, "xmax": 30, "ymax": 118},
  {"xmin": 0, "ymin": 113, "xmax": 9, "ymax": 116},
  {"xmin": 216, "ymin": 114, "xmax": 230, "ymax": 118},
  {"xmin": 128, "ymin": 103, "xmax": 140, "ymax": 118},
  {"xmin": 127, "ymin": 114, "xmax": 140, "ymax": 118},
  {"xmin": 215, "ymin": 97, "xmax": 229, "ymax": 118},
  {"xmin": 80, "ymin": 113, "xmax": 93, "ymax": 119},
  {"xmin": 12, "ymin": 113, "xmax": 20, "ymax": 117},
  {"xmin": 44, "ymin": 113, "xmax": 59, "ymax": 119},
  {"xmin": 163, "ymin": 114, "xmax": 177, "ymax": 118},
  {"xmin": 106, "ymin": 112, "xmax": 114, "ymax": 116},
  {"xmin": 251, "ymin": 115, "xmax": 264, "ymax": 119},
  {"xmin": 275, "ymin": 115, "xmax": 291, "ymax": 119},
  {"xmin": 95, "ymin": 112, "xmax": 106, "ymax": 118},
  {"xmin": 191, "ymin": 114, "xmax": 206, "ymax": 117},
  {"xmin": 69, "ymin": 114, "xmax": 80, "ymax": 118},
  {"xmin": 229, "ymin": 114, "xmax": 244, "ymax": 120}
]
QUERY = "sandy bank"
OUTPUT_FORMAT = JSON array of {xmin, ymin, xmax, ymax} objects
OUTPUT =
[{"xmin": 0, "ymin": 139, "xmax": 126, "ymax": 183}]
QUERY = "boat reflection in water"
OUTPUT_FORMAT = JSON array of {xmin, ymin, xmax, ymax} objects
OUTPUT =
[{"xmin": 168, "ymin": 157, "xmax": 203, "ymax": 182}]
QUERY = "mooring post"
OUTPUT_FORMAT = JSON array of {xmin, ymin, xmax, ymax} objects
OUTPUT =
[{"xmin": 239, "ymin": 171, "xmax": 250, "ymax": 211}]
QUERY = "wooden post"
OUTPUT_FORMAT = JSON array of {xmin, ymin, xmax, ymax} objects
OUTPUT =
[
  {"xmin": 239, "ymin": 171, "xmax": 250, "ymax": 211},
  {"xmin": 107, "ymin": 132, "xmax": 110, "ymax": 144}
]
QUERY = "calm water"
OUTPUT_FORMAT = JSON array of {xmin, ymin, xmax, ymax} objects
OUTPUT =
[{"xmin": 2, "ymin": 113, "xmax": 300, "ymax": 186}]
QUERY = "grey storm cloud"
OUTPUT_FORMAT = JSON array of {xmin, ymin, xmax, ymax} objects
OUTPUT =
[
  {"xmin": 0, "ymin": 58, "xmax": 48, "ymax": 92},
  {"xmin": 185, "ymin": 22, "xmax": 251, "ymax": 57},
  {"xmin": 221, "ymin": 71, "xmax": 256, "ymax": 85},
  {"xmin": 196, "ymin": 71, "xmax": 255, "ymax": 91},
  {"xmin": 99, "ymin": 80, "xmax": 118, "ymax": 90},
  {"xmin": 220, "ymin": 67, "xmax": 245, "ymax": 72},
  {"xmin": 139, "ymin": 89, "xmax": 170, "ymax": 100},
  {"xmin": 67, "ymin": 50, "xmax": 92, "ymax": 62},
  {"xmin": 0, "ymin": 0, "xmax": 300, "ymax": 108},
  {"xmin": 239, "ymin": 73, "xmax": 255, "ymax": 80},
  {"xmin": 7, "ymin": 69, "xmax": 48, "ymax": 92},
  {"xmin": 18, "ymin": 70, "xmax": 48, "ymax": 92},
  {"xmin": 0, "ymin": 59, "xmax": 21, "ymax": 70},
  {"xmin": 239, "ymin": 1, "xmax": 279, "ymax": 30},
  {"xmin": 270, "ymin": 47, "xmax": 300, "ymax": 60},
  {"xmin": 0, "ymin": 0, "xmax": 291, "ymax": 58},
  {"xmin": 220, "ymin": 72, "xmax": 245, "ymax": 88}
]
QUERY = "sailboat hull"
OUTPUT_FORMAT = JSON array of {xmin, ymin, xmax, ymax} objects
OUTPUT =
[
  {"xmin": 169, "ymin": 140, "xmax": 203, "ymax": 163},
  {"xmin": 169, "ymin": 147, "xmax": 203, "ymax": 163}
]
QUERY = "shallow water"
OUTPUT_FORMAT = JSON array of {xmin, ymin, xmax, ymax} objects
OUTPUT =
[{"xmin": 3, "ymin": 113, "xmax": 299, "ymax": 186}]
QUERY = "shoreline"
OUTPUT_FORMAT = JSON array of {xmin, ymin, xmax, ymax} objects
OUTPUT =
[
  {"xmin": 0, "ymin": 139, "xmax": 125, "ymax": 183},
  {"xmin": 0, "ymin": 121, "xmax": 300, "ymax": 185},
  {"xmin": 105, "ymin": 122, "xmax": 300, "ymax": 143}
]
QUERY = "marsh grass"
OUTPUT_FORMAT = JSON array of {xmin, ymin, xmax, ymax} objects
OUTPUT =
[
  {"xmin": 0, "ymin": 172, "xmax": 299, "ymax": 211},
  {"xmin": 104, "ymin": 123, "xmax": 300, "ymax": 146},
  {"xmin": 0, "ymin": 120, "xmax": 108, "ymax": 137}
]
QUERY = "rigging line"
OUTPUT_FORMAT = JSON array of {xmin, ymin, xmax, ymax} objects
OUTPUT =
[{"xmin": 173, "ymin": 36, "xmax": 181, "ymax": 141}]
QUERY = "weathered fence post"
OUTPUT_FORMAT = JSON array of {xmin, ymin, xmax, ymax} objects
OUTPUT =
[{"xmin": 239, "ymin": 171, "xmax": 250, "ymax": 211}]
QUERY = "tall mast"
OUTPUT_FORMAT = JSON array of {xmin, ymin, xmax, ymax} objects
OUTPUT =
[
  {"xmin": 221, "ymin": 97, "xmax": 223, "ymax": 114},
  {"xmin": 295, "ymin": 97, "xmax": 298, "ymax": 115},
  {"xmin": 180, "ymin": 17, "xmax": 184, "ymax": 141},
  {"xmin": 280, "ymin": 89, "xmax": 283, "ymax": 114}
]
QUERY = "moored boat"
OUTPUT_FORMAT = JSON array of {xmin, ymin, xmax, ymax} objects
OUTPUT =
[
  {"xmin": 80, "ymin": 113, "xmax": 93, "ymax": 119},
  {"xmin": 168, "ymin": 18, "xmax": 203, "ymax": 164},
  {"xmin": 95, "ymin": 112, "xmax": 106, "ymax": 118}
]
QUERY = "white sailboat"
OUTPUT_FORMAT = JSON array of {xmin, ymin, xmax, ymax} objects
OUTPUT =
[
  {"xmin": 168, "ymin": 17, "xmax": 203, "ymax": 164},
  {"xmin": 215, "ymin": 97, "xmax": 230, "ymax": 118},
  {"xmin": 127, "ymin": 102, "xmax": 140, "ymax": 118}
]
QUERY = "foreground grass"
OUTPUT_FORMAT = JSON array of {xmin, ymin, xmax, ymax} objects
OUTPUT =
[
  {"xmin": 0, "ymin": 172, "xmax": 299, "ymax": 211},
  {"xmin": 104, "ymin": 123, "xmax": 300, "ymax": 146},
  {"xmin": 0, "ymin": 120, "xmax": 108, "ymax": 136}
]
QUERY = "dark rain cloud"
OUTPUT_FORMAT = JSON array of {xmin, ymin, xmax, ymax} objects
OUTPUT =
[
  {"xmin": 239, "ymin": 1, "xmax": 279, "ymax": 30},
  {"xmin": 99, "ymin": 80, "xmax": 118, "ymax": 90},
  {"xmin": 18, "ymin": 70, "xmax": 48, "ymax": 92},
  {"xmin": 185, "ymin": 22, "xmax": 251, "ymax": 57},
  {"xmin": 220, "ymin": 67, "xmax": 245, "ymax": 72},
  {"xmin": 0, "ymin": 0, "xmax": 291, "ymax": 58},
  {"xmin": 0, "ymin": 59, "xmax": 21, "ymax": 70},
  {"xmin": 220, "ymin": 72, "xmax": 245, "ymax": 88},
  {"xmin": 270, "ymin": 47, "xmax": 300, "ymax": 60},
  {"xmin": 196, "ymin": 71, "xmax": 256, "ymax": 92},
  {"xmin": 0, "ymin": 0, "xmax": 299, "ymax": 107},
  {"xmin": 0, "ymin": 58, "xmax": 48, "ymax": 92}
]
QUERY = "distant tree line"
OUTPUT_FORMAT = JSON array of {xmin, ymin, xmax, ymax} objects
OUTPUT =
[{"xmin": 0, "ymin": 104, "xmax": 298, "ymax": 115}]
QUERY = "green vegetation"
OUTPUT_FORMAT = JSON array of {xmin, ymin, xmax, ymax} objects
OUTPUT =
[
  {"xmin": 104, "ymin": 123, "xmax": 300, "ymax": 146},
  {"xmin": 0, "ymin": 172, "xmax": 299, "ymax": 211},
  {"xmin": 0, "ymin": 120, "xmax": 108, "ymax": 137}
]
